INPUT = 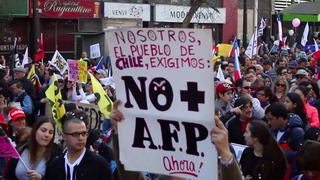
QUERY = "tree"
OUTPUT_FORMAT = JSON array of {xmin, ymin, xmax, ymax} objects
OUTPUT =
[{"xmin": 182, "ymin": 0, "xmax": 220, "ymax": 28}]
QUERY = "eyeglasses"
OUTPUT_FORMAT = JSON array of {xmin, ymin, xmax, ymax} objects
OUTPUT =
[
  {"xmin": 276, "ymin": 84, "xmax": 286, "ymax": 87},
  {"xmin": 281, "ymin": 71, "xmax": 288, "ymax": 75},
  {"xmin": 243, "ymin": 86, "xmax": 251, "ymax": 90},
  {"xmin": 296, "ymin": 75, "xmax": 305, "ymax": 79},
  {"xmin": 64, "ymin": 131, "xmax": 88, "ymax": 138}
]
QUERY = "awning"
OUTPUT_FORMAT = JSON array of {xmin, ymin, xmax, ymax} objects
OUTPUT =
[{"xmin": 282, "ymin": 2, "xmax": 320, "ymax": 22}]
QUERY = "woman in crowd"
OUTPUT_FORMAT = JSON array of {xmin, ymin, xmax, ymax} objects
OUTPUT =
[
  {"xmin": 240, "ymin": 120, "xmax": 287, "ymax": 180},
  {"xmin": 6, "ymin": 116, "xmax": 62, "ymax": 180},
  {"xmin": 272, "ymin": 76, "xmax": 289, "ymax": 103},
  {"xmin": 295, "ymin": 86, "xmax": 320, "ymax": 127},
  {"xmin": 61, "ymin": 78, "xmax": 75, "ymax": 101},
  {"xmin": 284, "ymin": 92, "xmax": 309, "ymax": 130}
]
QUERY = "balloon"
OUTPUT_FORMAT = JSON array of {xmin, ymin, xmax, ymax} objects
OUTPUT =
[
  {"xmin": 292, "ymin": 18, "xmax": 300, "ymax": 28},
  {"xmin": 288, "ymin": 29, "xmax": 294, "ymax": 36}
]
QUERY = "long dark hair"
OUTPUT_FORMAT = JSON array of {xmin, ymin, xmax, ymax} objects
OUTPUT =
[
  {"xmin": 28, "ymin": 116, "xmax": 55, "ymax": 165},
  {"xmin": 286, "ymin": 92, "xmax": 308, "ymax": 128},
  {"xmin": 248, "ymin": 120, "xmax": 287, "ymax": 180}
]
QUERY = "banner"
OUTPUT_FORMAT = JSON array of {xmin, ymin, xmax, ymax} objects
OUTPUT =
[
  {"xmin": 67, "ymin": 60, "xmax": 88, "ymax": 82},
  {"xmin": 106, "ymin": 28, "xmax": 216, "ymax": 179},
  {"xmin": 0, "ymin": 128, "xmax": 19, "ymax": 159},
  {"xmin": 50, "ymin": 50, "xmax": 68, "ymax": 74}
]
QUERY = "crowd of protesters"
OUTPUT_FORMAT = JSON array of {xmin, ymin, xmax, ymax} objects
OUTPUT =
[
  {"xmin": 1, "ymin": 32, "xmax": 320, "ymax": 180},
  {"xmin": 214, "ymin": 34, "xmax": 320, "ymax": 179}
]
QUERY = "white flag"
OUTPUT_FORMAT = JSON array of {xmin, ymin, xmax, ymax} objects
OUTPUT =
[
  {"xmin": 245, "ymin": 29, "xmax": 258, "ymax": 59},
  {"xmin": 301, "ymin": 22, "xmax": 309, "ymax": 47},
  {"xmin": 21, "ymin": 47, "xmax": 29, "ymax": 68},
  {"xmin": 258, "ymin": 18, "xmax": 266, "ymax": 37},
  {"xmin": 217, "ymin": 65, "xmax": 225, "ymax": 82},
  {"xmin": 314, "ymin": 39, "xmax": 319, "ymax": 52},
  {"xmin": 277, "ymin": 16, "xmax": 283, "ymax": 42},
  {"xmin": 49, "ymin": 50, "xmax": 68, "ymax": 74}
]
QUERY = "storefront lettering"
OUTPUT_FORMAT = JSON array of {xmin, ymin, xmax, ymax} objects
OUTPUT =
[
  {"xmin": 0, "ymin": 44, "xmax": 27, "ymax": 52},
  {"xmin": 170, "ymin": 10, "xmax": 215, "ymax": 21},
  {"xmin": 112, "ymin": 10, "xmax": 127, "ymax": 16},
  {"xmin": 43, "ymin": 0, "xmax": 92, "ymax": 16}
]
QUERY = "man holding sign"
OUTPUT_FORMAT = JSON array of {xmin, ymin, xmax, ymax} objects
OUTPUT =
[{"xmin": 106, "ymin": 28, "xmax": 219, "ymax": 179}]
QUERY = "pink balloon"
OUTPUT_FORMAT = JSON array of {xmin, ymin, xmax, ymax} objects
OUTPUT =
[{"xmin": 292, "ymin": 18, "xmax": 301, "ymax": 28}]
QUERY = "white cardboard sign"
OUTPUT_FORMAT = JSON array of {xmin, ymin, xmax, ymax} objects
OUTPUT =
[
  {"xmin": 90, "ymin": 43, "xmax": 101, "ymax": 59},
  {"xmin": 106, "ymin": 28, "xmax": 216, "ymax": 179}
]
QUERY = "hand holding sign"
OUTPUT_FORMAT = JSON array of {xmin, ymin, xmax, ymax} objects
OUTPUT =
[
  {"xmin": 110, "ymin": 100, "xmax": 124, "ymax": 134},
  {"xmin": 210, "ymin": 116, "xmax": 233, "ymax": 161}
]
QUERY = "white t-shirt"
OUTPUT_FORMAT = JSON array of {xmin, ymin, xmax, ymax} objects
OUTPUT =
[{"xmin": 64, "ymin": 148, "xmax": 86, "ymax": 180}]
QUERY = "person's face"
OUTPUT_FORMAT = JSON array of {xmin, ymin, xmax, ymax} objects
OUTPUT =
[
  {"xmin": 10, "ymin": 118, "xmax": 26, "ymax": 132},
  {"xmin": 275, "ymin": 80, "xmax": 286, "ymax": 93},
  {"xmin": 296, "ymin": 75, "xmax": 307, "ymax": 83},
  {"xmin": 263, "ymin": 64, "xmax": 271, "ymax": 71},
  {"xmin": 244, "ymin": 125, "xmax": 255, "ymax": 146},
  {"xmin": 220, "ymin": 90, "xmax": 233, "ymax": 103},
  {"xmin": 284, "ymin": 97, "xmax": 295, "ymax": 112},
  {"xmin": 13, "ymin": 71, "xmax": 25, "ymax": 79},
  {"xmin": 266, "ymin": 112, "xmax": 284, "ymax": 130},
  {"xmin": 240, "ymin": 103, "xmax": 253, "ymax": 119},
  {"xmin": 36, "ymin": 122, "xmax": 54, "ymax": 147},
  {"xmin": 256, "ymin": 67, "xmax": 263, "ymax": 75},
  {"xmin": 245, "ymin": 72, "xmax": 256, "ymax": 83},
  {"xmin": 63, "ymin": 121, "xmax": 88, "ymax": 152},
  {"xmin": 58, "ymin": 79, "xmax": 64, "ymax": 89},
  {"xmin": 245, "ymin": 58, "xmax": 251, "ymax": 67},
  {"xmin": 263, "ymin": 78, "xmax": 271, "ymax": 87},
  {"xmin": 81, "ymin": 51, "xmax": 88, "ymax": 58},
  {"xmin": 257, "ymin": 90, "xmax": 268, "ymax": 103},
  {"xmin": 66, "ymin": 80, "xmax": 73, "ymax": 88},
  {"xmin": 295, "ymin": 89, "xmax": 306, "ymax": 103},
  {"xmin": 10, "ymin": 83, "xmax": 21, "ymax": 95},
  {"xmin": 251, "ymin": 60, "xmax": 257, "ymax": 66},
  {"xmin": 278, "ymin": 61, "xmax": 286, "ymax": 68},
  {"xmin": 227, "ymin": 63, "xmax": 234, "ymax": 73},
  {"xmin": 241, "ymin": 81, "xmax": 252, "ymax": 95}
]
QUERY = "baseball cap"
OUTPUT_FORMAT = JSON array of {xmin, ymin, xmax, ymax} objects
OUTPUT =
[
  {"xmin": 8, "ymin": 108, "xmax": 26, "ymax": 121},
  {"xmin": 13, "ymin": 67, "xmax": 26, "ymax": 73},
  {"xmin": 216, "ymin": 82, "xmax": 235, "ymax": 96},
  {"xmin": 296, "ymin": 69, "xmax": 308, "ymax": 76}
]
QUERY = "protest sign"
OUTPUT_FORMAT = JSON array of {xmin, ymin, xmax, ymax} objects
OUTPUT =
[
  {"xmin": 106, "ymin": 28, "xmax": 216, "ymax": 179},
  {"xmin": 50, "ymin": 50, "xmax": 68, "ymax": 74},
  {"xmin": 231, "ymin": 143, "xmax": 247, "ymax": 162},
  {"xmin": 90, "ymin": 43, "xmax": 101, "ymax": 59},
  {"xmin": 67, "ymin": 60, "xmax": 88, "ymax": 83}
]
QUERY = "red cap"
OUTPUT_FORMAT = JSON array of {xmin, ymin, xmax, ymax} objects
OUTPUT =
[
  {"xmin": 216, "ymin": 82, "xmax": 235, "ymax": 96},
  {"xmin": 8, "ymin": 108, "xmax": 26, "ymax": 121}
]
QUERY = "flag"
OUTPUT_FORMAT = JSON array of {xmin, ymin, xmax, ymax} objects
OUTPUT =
[
  {"xmin": 106, "ymin": 56, "xmax": 113, "ymax": 77},
  {"xmin": 89, "ymin": 73, "xmax": 113, "ymax": 118},
  {"xmin": 95, "ymin": 56, "xmax": 104, "ymax": 71},
  {"xmin": 301, "ymin": 23, "xmax": 309, "ymax": 47},
  {"xmin": 218, "ymin": 44, "xmax": 232, "ymax": 57},
  {"xmin": 314, "ymin": 39, "xmax": 319, "ymax": 52},
  {"xmin": 21, "ymin": 47, "xmax": 29, "ymax": 68},
  {"xmin": 35, "ymin": 33, "xmax": 45, "ymax": 62},
  {"xmin": 277, "ymin": 16, "xmax": 283, "ymax": 42},
  {"xmin": 45, "ymin": 74, "xmax": 65, "ymax": 131},
  {"xmin": 27, "ymin": 64, "xmax": 42, "ymax": 93},
  {"xmin": 231, "ymin": 38, "xmax": 241, "ymax": 81},
  {"xmin": 258, "ymin": 18, "xmax": 266, "ymax": 37},
  {"xmin": 0, "ymin": 127, "xmax": 20, "ymax": 159},
  {"xmin": 13, "ymin": 37, "xmax": 21, "ymax": 68},
  {"xmin": 217, "ymin": 65, "xmax": 225, "ymax": 81},
  {"xmin": 245, "ymin": 28, "xmax": 258, "ymax": 59},
  {"xmin": 49, "ymin": 50, "xmax": 68, "ymax": 74}
]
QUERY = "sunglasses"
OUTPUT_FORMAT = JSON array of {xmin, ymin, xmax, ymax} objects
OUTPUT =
[
  {"xmin": 276, "ymin": 84, "xmax": 286, "ymax": 87},
  {"xmin": 243, "ymin": 86, "xmax": 251, "ymax": 90}
]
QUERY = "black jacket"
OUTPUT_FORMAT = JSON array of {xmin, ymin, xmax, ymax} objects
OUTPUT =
[
  {"xmin": 44, "ymin": 149, "xmax": 113, "ymax": 180},
  {"xmin": 226, "ymin": 116, "xmax": 247, "ymax": 145}
]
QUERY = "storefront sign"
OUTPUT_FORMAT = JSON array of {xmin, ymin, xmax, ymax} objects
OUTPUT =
[
  {"xmin": 155, "ymin": 5, "xmax": 226, "ymax": 24},
  {"xmin": 0, "ymin": 0, "xmax": 29, "ymax": 16},
  {"xmin": 104, "ymin": 2, "xmax": 150, "ymax": 21},
  {"xmin": 31, "ymin": 0, "xmax": 101, "ymax": 18}
]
